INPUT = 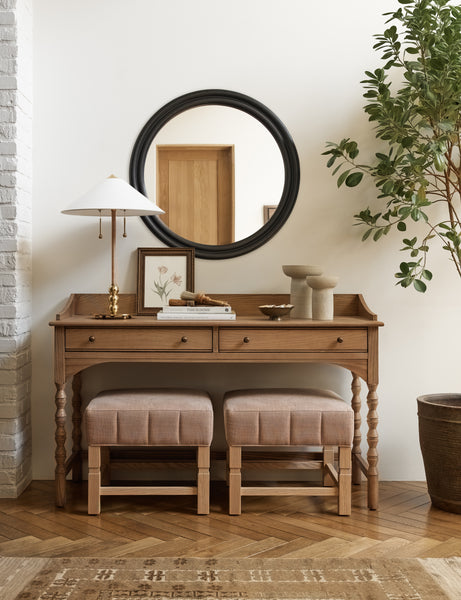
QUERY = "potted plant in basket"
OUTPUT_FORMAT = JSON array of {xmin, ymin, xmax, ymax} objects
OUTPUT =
[{"xmin": 323, "ymin": 0, "xmax": 461, "ymax": 512}]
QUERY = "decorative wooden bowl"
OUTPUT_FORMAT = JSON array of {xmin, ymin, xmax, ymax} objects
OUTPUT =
[{"xmin": 258, "ymin": 304, "xmax": 294, "ymax": 321}]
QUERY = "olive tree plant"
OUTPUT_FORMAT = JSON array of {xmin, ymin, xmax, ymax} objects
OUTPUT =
[{"xmin": 323, "ymin": 0, "xmax": 461, "ymax": 292}]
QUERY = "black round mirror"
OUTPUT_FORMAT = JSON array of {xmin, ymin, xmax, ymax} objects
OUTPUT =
[{"xmin": 129, "ymin": 89, "xmax": 300, "ymax": 259}]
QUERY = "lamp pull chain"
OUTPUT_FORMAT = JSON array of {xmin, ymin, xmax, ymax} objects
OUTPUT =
[
  {"xmin": 98, "ymin": 210, "xmax": 103, "ymax": 239},
  {"xmin": 123, "ymin": 211, "xmax": 127, "ymax": 238}
]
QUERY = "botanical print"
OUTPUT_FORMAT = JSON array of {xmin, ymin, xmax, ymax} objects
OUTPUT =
[
  {"xmin": 143, "ymin": 254, "xmax": 188, "ymax": 308},
  {"xmin": 152, "ymin": 265, "xmax": 182, "ymax": 304}
]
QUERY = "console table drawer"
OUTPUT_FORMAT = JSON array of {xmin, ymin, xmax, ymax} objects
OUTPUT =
[
  {"xmin": 65, "ymin": 327, "xmax": 213, "ymax": 351},
  {"xmin": 219, "ymin": 328, "xmax": 367, "ymax": 352}
]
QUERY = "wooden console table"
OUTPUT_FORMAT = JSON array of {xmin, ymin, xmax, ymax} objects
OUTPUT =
[{"xmin": 50, "ymin": 293, "xmax": 383, "ymax": 509}]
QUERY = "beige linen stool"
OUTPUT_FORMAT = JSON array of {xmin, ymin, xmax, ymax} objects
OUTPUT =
[
  {"xmin": 223, "ymin": 388, "xmax": 354, "ymax": 516},
  {"xmin": 83, "ymin": 388, "xmax": 213, "ymax": 515}
]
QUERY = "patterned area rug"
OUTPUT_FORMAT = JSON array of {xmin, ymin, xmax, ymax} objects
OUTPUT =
[{"xmin": 1, "ymin": 556, "xmax": 460, "ymax": 600}]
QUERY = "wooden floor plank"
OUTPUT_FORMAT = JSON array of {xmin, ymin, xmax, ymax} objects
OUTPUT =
[
  {"xmin": 0, "ymin": 535, "xmax": 41, "ymax": 554},
  {"xmin": 391, "ymin": 537, "xmax": 442, "ymax": 558},
  {"xmin": 1, "ymin": 510, "xmax": 70, "ymax": 541},
  {"xmin": 92, "ymin": 537, "xmax": 165, "ymax": 558},
  {"xmin": 351, "ymin": 536, "xmax": 411, "ymax": 557},
  {"xmin": 418, "ymin": 537, "xmax": 461, "ymax": 558},
  {"xmin": 216, "ymin": 537, "xmax": 287, "ymax": 558},
  {"xmin": 250, "ymin": 537, "xmax": 317, "ymax": 558}
]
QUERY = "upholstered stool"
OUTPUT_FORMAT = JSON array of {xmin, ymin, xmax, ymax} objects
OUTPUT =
[
  {"xmin": 83, "ymin": 388, "xmax": 213, "ymax": 515},
  {"xmin": 223, "ymin": 388, "xmax": 354, "ymax": 516}
]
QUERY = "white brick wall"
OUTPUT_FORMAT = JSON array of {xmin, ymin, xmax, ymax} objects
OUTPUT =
[{"xmin": 0, "ymin": 0, "xmax": 32, "ymax": 498}]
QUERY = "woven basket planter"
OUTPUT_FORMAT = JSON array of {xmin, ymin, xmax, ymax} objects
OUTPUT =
[{"xmin": 417, "ymin": 394, "xmax": 461, "ymax": 514}]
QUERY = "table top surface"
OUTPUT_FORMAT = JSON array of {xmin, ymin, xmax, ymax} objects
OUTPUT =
[{"xmin": 50, "ymin": 293, "xmax": 384, "ymax": 329}]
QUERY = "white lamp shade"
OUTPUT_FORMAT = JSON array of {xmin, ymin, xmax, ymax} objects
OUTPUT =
[{"xmin": 61, "ymin": 175, "xmax": 164, "ymax": 217}]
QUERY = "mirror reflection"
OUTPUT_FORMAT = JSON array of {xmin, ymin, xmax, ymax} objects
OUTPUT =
[
  {"xmin": 130, "ymin": 89, "xmax": 300, "ymax": 259},
  {"xmin": 144, "ymin": 106, "xmax": 284, "ymax": 245}
]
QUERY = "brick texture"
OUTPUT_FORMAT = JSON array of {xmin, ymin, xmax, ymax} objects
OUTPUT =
[{"xmin": 0, "ymin": 0, "xmax": 32, "ymax": 498}]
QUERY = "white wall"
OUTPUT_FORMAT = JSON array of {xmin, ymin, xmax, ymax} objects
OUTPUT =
[{"xmin": 32, "ymin": 0, "xmax": 461, "ymax": 482}]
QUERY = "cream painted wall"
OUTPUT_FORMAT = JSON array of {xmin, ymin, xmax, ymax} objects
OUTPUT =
[{"xmin": 32, "ymin": 0, "xmax": 461, "ymax": 482}]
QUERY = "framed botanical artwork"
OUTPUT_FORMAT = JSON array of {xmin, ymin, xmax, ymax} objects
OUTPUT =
[
  {"xmin": 263, "ymin": 205, "xmax": 277, "ymax": 224},
  {"xmin": 137, "ymin": 247, "xmax": 195, "ymax": 315}
]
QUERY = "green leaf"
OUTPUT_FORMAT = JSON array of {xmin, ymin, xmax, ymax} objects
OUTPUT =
[
  {"xmin": 382, "ymin": 180, "xmax": 394, "ymax": 195},
  {"xmin": 337, "ymin": 169, "xmax": 351, "ymax": 188},
  {"xmin": 399, "ymin": 207, "xmax": 412, "ymax": 218},
  {"xmin": 397, "ymin": 221, "xmax": 407, "ymax": 231},
  {"xmin": 332, "ymin": 163, "xmax": 344, "ymax": 176},
  {"xmin": 373, "ymin": 229, "xmax": 384, "ymax": 241},
  {"xmin": 422, "ymin": 269, "xmax": 433, "ymax": 280},
  {"xmin": 362, "ymin": 229, "xmax": 373, "ymax": 241},
  {"xmin": 433, "ymin": 153, "xmax": 446, "ymax": 172},
  {"xmin": 413, "ymin": 279, "xmax": 427, "ymax": 293},
  {"xmin": 400, "ymin": 262, "xmax": 410, "ymax": 274},
  {"xmin": 345, "ymin": 172, "xmax": 364, "ymax": 187}
]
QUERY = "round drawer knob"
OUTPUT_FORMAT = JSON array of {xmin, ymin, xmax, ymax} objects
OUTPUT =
[
  {"xmin": 88, "ymin": 336, "xmax": 95, "ymax": 343},
  {"xmin": 181, "ymin": 336, "xmax": 188, "ymax": 343},
  {"xmin": 243, "ymin": 336, "xmax": 250, "ymax": 343},
  {"xmin": 337, "ymin": 337, "xmax": 344, "ymax": 343}
]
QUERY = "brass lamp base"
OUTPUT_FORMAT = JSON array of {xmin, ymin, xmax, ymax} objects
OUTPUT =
[
  {"xmin": 91, "ymin": 282, "xmax": 133, "ymax": 319},
  {"xmin": 93, "ymin": 313, "xmax": 132, "ymax": 320}
]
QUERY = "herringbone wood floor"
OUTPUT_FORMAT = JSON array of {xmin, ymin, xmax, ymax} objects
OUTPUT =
[{"xmin": 0, "ymin": 481, "xmax": 460, "ymax": 558}]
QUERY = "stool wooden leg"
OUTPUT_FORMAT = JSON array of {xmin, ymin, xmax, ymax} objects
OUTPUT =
[
  {"xmin": 101, "ymin": 446, "xmax": 111, "ymax": 486},
  {"xmin": 88, "ymin": 445, "xmax": 101, "ymax": 515},
  {"xmin": 351, "ymin": 372, "xmax": 363, "ymax": 485},
  {"xmin": 71, "ymin": 372, "xmax": 83, "ymax": 483},
  {"xmin": 197, "ymin": 446, "xmax": 210, "ymax": 515},
  {"xmin": 338, "ymin": 445, "xmax": 352, "ymax": 516},
  {"xmin": 228, "ymin": 446, "xmax": 242, "ymax": 515},
  {"xmin": 323, "ymin": 445, "xmax": 335, "ymax": 486}
]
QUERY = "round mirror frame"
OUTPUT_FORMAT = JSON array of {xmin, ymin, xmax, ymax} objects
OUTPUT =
[{"xmin": 129, "ymin": 89, "xmax": 300, "ymax": 259}]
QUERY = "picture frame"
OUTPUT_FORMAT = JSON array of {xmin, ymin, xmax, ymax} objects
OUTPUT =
[
  {"xmin": 263, "ymin": 205, "xmax": 277, "ymax": 224},
  {"xmin": 136, "ymin": 247, "xmax": 195, "ymax": 315}
]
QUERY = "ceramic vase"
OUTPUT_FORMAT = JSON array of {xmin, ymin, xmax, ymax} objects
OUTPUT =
[
  {"xmin": 282, "ymin": 265, "xmax": 323, "ymax": 318},
  {"xmin": 306, "ymin": 275, "xmax": 339, "ymax": 320}
]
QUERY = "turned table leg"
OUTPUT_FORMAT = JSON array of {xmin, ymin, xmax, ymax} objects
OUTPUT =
[
  {"xmin": 71, "ymin": 372, "xmax": 83, "ymax": 482},
  {"xmin": 55, "ymin": 382, "xmax": 67, "ymax": 507},
  {"xmin": 351, "ymin": 372, "xmax": 362, "ymax": 485},
  {"xmin": 366, "ymin": 382, "xmax": 379, "ymax": 510}
]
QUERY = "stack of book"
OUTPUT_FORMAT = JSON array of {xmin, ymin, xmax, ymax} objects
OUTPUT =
[{"xmin": 157, "ymin": 305, "xmax": 236, "ymax": 320}]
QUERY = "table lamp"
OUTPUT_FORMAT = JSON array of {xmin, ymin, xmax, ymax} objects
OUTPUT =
[{"xmin": 62, "ymin": 175, "xmax": 164, "ymax": 319}]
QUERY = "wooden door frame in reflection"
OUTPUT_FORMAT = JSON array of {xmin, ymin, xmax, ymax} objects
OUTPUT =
[{"xmin": 156, "ymin": 144, "xmax": 235, "ymax": 245}]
